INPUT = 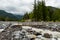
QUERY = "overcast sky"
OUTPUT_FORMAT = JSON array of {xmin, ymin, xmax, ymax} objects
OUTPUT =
[{"xmin": 0, "ymin": 0, "xmax": 60, "ymax": 15}]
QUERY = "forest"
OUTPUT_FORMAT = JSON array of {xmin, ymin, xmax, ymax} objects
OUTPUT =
[{"xmin": 22, "ymin": 0, "xmax": 60, "ymax": 22}]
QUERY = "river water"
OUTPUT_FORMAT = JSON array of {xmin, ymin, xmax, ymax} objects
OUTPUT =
[
  {"xmin": 11, "ymin": 26, "xmax": 60, "ymax": 40},
  {"xmin": 0, "ymin": 22, "xmax": 60, "ymax": 40}
]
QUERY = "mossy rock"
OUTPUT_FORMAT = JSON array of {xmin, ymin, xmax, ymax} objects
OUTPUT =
[{"xmin": 43, "ymin": 33, "xmax": 52, "ymax": 38}]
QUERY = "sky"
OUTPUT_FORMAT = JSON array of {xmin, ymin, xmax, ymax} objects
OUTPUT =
[{"xmin": 0, "ymin": 0, "xmax": 60, "ymax": 15}]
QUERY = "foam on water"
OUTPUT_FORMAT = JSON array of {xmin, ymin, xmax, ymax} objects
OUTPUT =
[{"xmin": 0, "ymin": 29, "xmax": 4, "ymax": 32}]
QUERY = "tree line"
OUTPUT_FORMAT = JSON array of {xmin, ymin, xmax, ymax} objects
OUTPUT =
[{"xmin": 22, "ymin": 0, "xmax": 60, "ymax": 22}]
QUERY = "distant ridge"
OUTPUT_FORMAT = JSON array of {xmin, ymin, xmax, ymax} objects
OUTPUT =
[{"xmin": 0, "ymin": 10, "xmax": 23, "ymax": 21}]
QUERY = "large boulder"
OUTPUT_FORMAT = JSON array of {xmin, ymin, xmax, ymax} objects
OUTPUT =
[{"xmin": 43, "ymin": 33, "xmax": 52, "ymax": 38}]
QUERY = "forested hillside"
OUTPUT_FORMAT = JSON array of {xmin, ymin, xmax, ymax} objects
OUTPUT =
[
  {"xmin": 0, "ymin": 10, "xmax": 23, "ymax": 21},
  {"xmin": 22, "ymin": 0, "xmax": 60, "ymax": 22}
]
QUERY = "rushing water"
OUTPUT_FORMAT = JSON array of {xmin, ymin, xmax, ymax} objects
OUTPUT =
[
  {"xmin": 11, "ymin": 26, "xmax": 60, "ymax": 40},
  {"xmin": 0, "ymin": 22, "xmax": 60, "ymax": 40}
]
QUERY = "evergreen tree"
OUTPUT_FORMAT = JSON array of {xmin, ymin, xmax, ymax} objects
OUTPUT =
[
  {"xmin": 41, "ymin": 0, "xmax": 47, "ymax": 21},
  {"xmin": 22, "ymin": 0, "xmax": 60, "ymax": 22},
  {"xmin": 47, "ymin": 7, "xmax": 54, "ymax": 21},
  {"xmin": 36, "ymin": 0, "xmax": 43, "ymax": 21},
  {"xmin": 23, "ymin": 12, "xmax": 29, "ymax": 20},
  {"xmin": 33, "ymin": 0, "xmax": 47, "ymax": 21},
  {"xmin": 33, "ymin": 0, "xmax": 37, "ymax": 21}
]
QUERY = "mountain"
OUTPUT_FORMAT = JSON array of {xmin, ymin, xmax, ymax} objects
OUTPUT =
[
  {"xmin": 14, "ymin": 14, "xmax": 23, "ymax": 19},
  {"xmin": 0, "ymin": 10, "xmax": 23, "ymax": 21},
  {"xmin": 47, "ymin": 6, "xmax": 60, "ymax": 11}
]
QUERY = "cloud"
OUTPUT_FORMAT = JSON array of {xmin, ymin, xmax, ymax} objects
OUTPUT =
[
  {"xmin": 45, "ymin": 0, "xmax": 60, "ymax": 7},
  {"xmin": 0, "ymin": 0, "xmax": 60, "ymax": 15},
  {"xmin": 0, "ymin": 0, "xmax": 34, "ymax": 15}
]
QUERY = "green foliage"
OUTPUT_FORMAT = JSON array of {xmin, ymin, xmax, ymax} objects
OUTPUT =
[
  {"xmin": 22, "ymin": 0, "xmax": 60, "ymax": 22},
  {"xmin": 53, "ymin": 9, "xmax": 60, "ymax": 21},
  {"xmin": 29, "ymin": 12, "xmax": 34, "ymax": 19},
  {"xmin": 33, "ymin": 0, "xmax": 37, "ymax": 21},
  {"xmin": 23, "ymin": 12, "xmax": 29, "ymax": 20},
  {"xmin": 36, "ymin": 0, "xmax": 43, "ymax": 21},
  {"xmin": 20, "ymin": 19, "xmax": 25, "ymax": 22},
  {"xmin": 32, "ymin": 0, "xmax": 48, "ymax": 21},
  {"xmin": 41, "ymin": 0, "xmax": 47, "ymax": 21},
  {"xmin": 0, "ymin": 10, "xmax": 23, "ymax": 21}
]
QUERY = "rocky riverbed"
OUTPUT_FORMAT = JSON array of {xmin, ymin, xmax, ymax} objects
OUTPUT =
[{"xmin": 0, "ymin": 24, "xmax": 60, "ymax": 40}]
